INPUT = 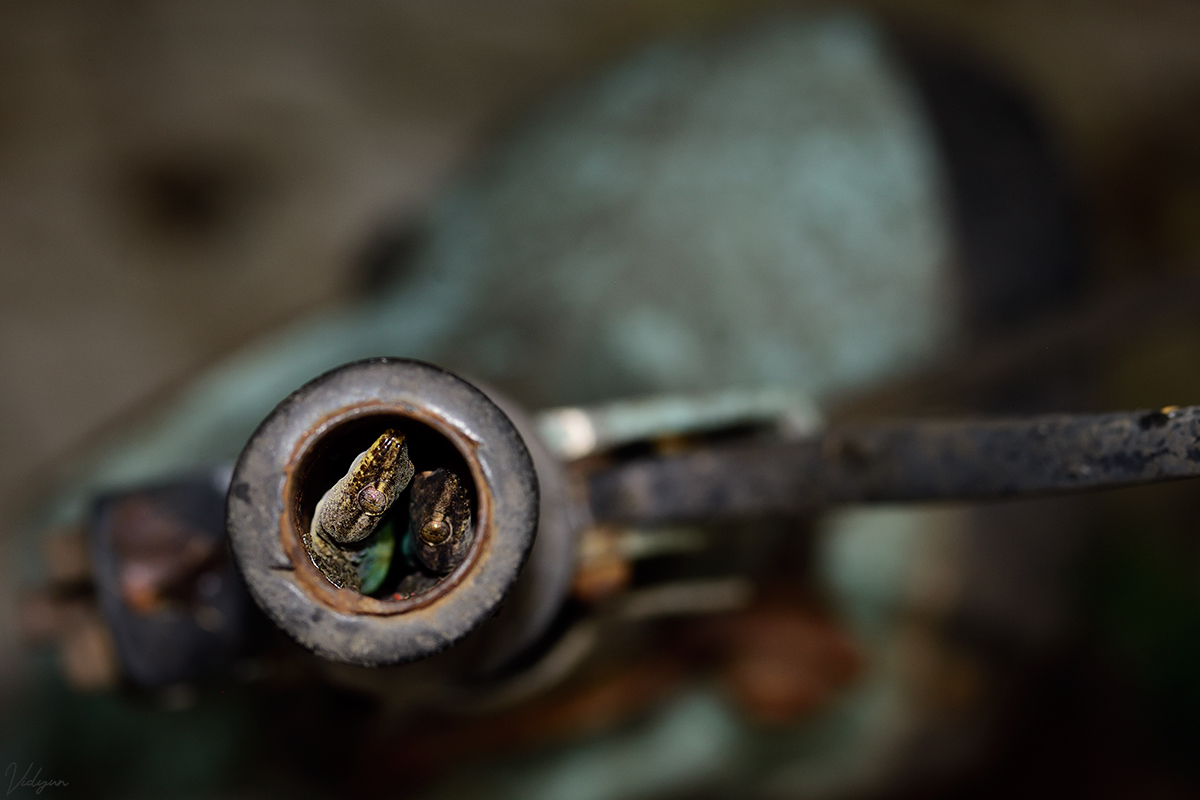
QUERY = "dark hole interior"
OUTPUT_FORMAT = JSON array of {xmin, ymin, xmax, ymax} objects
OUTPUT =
[{"xmin": 296, "ymin": 413, "xmax": 477, "ymax": 599}]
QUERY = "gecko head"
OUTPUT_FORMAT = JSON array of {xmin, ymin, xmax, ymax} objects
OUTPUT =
[
  {"xmin": 348, "ymin": 429, "xmax": 413, "ymax": 504},
  {"xmin": 320, "ymin": 428, "xmax": 415, "ymax": 544}
]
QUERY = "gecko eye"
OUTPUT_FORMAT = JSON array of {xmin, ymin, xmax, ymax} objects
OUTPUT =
[
  {"xmin": 357, "ymin": 485, "xmax": 388, "ymax": 514},
  {"xmin": 418, "ymin": 518, "xmax": 452, "ymax": 545}
]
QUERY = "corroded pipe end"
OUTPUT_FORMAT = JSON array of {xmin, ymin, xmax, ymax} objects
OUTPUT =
[{"xmin": 225, "ymin": 358, "xmax": 539, "ymax": 667}]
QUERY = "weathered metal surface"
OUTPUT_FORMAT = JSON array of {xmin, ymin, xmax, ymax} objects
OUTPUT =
[
  {"xmin": 536, "ymin": 389, "xmax": 820, "ymax": 460},
  {"xmin": 225, "ymin": 358, "xmax": 540, "ymax": 667},
  {"xmin": 588, "ymin": 405, "xmax": 1200, "ymax": 523},
  {"xmin": 89, "ymin": 471, "xmax": 253, "ymax": 687}
]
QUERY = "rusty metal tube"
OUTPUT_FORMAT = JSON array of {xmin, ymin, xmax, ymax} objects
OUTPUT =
[{"xmin": 225, "ymin": 358, "xmax": 549, "ymax": 667}]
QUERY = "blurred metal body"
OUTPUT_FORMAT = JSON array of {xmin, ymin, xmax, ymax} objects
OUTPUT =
[{"xmin": 15, "ymin": 12, "xmax": 1103, "ymax": 800}]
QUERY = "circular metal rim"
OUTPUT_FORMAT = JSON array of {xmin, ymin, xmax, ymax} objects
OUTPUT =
[{"xmin": 226, "ymin": 358, "xmax": 538, "ymax": 666}]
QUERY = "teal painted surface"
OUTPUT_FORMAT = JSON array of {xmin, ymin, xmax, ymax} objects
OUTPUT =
[
  {"xmin": 19, "ymin": 11, "xmax": 967, "ymax": 799},
  {"xmin": 35, "ymin": 11, "xmax": 953, "ymax": 533}
]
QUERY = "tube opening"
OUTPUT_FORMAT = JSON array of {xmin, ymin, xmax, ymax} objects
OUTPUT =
[{"xmin": 292, "ymin": 411, "xmax": 479, "ymax": 602}]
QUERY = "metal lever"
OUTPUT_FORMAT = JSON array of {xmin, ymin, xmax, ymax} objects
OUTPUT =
[{"xmin": 587, "ymin": 405, "xmax": 1200, "ymax": 524}]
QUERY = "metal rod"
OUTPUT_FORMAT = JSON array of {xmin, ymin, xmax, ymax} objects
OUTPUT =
[{"xmin": 587, "ymin": 405, "xmax": 1200, "ymax": 524}]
